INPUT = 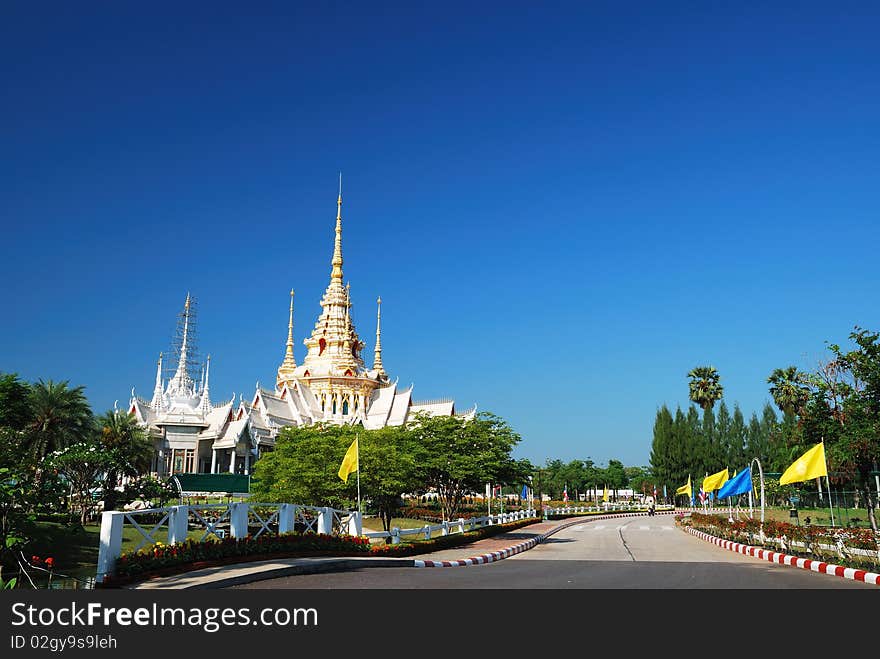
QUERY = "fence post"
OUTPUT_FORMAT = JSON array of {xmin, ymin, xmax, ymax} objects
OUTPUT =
[
  {"xmin": 424, "ymin": 524, "xmax": 431, "ymax": 540},
  {"xmin": 347, "ymin": 510, "xmax": 362, "ymax": 536},
  {"xmin": 168, "ymin": 505, "xmax": 189, "ymax": 545},
  {"xmin": 318, "ymin": 507, "xmax": 334, "ymax": 534},
  {"xmin": 95, "ymin": 511, "xmax": 125, "ymax": 583},
  {"xmin": 458, "ymin": 518, "xmax": 465, "ymax": 534},
  {"xmin": 230, "ymin": 502, "xmax": 249, "ymax": 538},
  {"xmin": 441, "ymin": 521, "xmax": 449, "ymax": 536},
  {"xmin": 279, "ymin": 503, "xmax": 295, "ymax": 534},
  {"xmin": 391, "ymin": 527, "xmax": 401, "ymax": 545}
]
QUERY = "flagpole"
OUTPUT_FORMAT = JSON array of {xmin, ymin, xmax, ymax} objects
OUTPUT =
[
  {"xmin": 821, "ymin": 440, "xmax": 834, "ymax": 527},
  {"xmin": 825, "ymin": 473, "xmax": 835, "ymax": 527},
  {"xmin": 352, "ymin": 433, "xmax": 361, "ymax": 527}
]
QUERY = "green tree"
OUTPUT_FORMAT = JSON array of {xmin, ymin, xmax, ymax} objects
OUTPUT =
[
  {"xmin": 687, "ymin": 366, "xmax": 724, "ymax": 413},
  {"xmin": 625, "ymin": 465, "xmax": 653, "ymax": 498},
  {"xmin": 25, "ymin": 380, "xmax": 93, "ymax": 461},
  {"xmin": 541, "ymin": 459, "xmax": 566, "ymax": 499},
  {"xmin": 249, "ymin": 423, "xmax": 352, "ymax": 508},
  {"xmin": 728, "ymin": 403, "xmax": 748, "ymax": 469},
  {"xmin": 121, "ymin": 475, "xmax": 177, "ymax": 508},
  {"xmin": 767, "ymin": 366, "xmax": 810, "ymax": 418},
  {"xmin": 0, "ymin": 428, "xmax": 36, "ymax": 573},
  {"xmin": 356, "ymin": 426, "xmax": 423, "ymax": 535},
  {"xmin": 649, "ymin": 405, "xmax": 675, "ymax": 489},
  {"xmin": 413, "ymin": 412, "xmax": 521, "ymax": 521},
  {"xmin": 96, "ymin": 410, "xmax": 154, "ymax": 511},
  {"xmin": 604, "ymin": 459, "xmax": 628, "ymax": 498},
  {"xmin": 799, "ymin": 328, "xmax": 880, "ymax": 531},
  {"xmin": 0, "ymin": 372, "xmax": 32, "ymax": 431},
  {"xmin": 48, "ymin": 440, "xmax": 113, "ymax": 526}
]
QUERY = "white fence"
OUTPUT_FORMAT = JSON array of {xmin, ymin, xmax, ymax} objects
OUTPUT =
[
  {"xmin": 96, "ymin": 502, "xmax": 361, "ymax": 583},
  {"xmin": 543, "ymin": 503, "xmax": 675, "ymax": 515},
  {"xmin": 363, "ymin": 508, "xmax": 538, "ymax": 544}
]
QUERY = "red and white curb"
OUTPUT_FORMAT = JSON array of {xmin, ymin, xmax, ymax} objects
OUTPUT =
[
  {"xmin": 686, "ymin": 527, "xmax": 880, "ymax": 586},
  {"xmin": 413, "ymin": 510, "xmax": 676, "ymax": 568}
]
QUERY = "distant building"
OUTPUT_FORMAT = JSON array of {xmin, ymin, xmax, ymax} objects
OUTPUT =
[{"xmin": 129, "ymin": 186, "xmax": 474, "ymax": 477}]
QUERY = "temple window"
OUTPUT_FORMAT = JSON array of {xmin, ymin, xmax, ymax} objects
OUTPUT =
[
  {"xmin": 332, "ymin": 399, "xmax": 337, "ymax": 415},
  {"xmin": 342, "ymin": 399, "xmax": 349, "ymax": 415},
  {"xmin": 319, "ymin": 338, "xmax": 326, "ymax": 355}
]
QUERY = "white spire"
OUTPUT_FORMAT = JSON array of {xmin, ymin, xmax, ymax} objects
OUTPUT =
[
  {"xmin": 168, "ymin": 293, "xmax": 193, "ymax": 396},
  {"xmin": 150, "ymin": 352, "xmax": 164, "ymax": 411},
  {"xmin": 200, "ymin": 354, "xmax": 213, "ymax": 414},
  {"xmin": 373, "ymin": 296, "xmax": 386, "ymax": 378}
]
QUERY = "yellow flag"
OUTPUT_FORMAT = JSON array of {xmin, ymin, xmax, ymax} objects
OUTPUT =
[
  {"xmin": 702, "ymin": 468, "xmax": 729, "ymax": 492},
  {"xmin": 338, "ymin": 437, "xmax": 359, "ymax": 483},
  {"xmin": 603, "ymin": 484, "xmax": 609, "ymax": 502},
  {"xmin": 675, "ymin": 475, "xmax": 692, "ymax": 498},
  {"xmin": 779, "ymin": 442, "xmax": 827, "ymax": 485}
]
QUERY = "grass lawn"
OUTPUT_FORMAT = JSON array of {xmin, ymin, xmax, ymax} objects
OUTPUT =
[
  {"xmin": 12, "ymin": 519, "xmax": 225, "ymax": 587},
  {"xmin": 360, "ymin": 516, "xmax": 445, "ymax": 541}
]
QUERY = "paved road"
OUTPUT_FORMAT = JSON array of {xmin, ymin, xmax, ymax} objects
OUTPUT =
[{"xmin": 231, "ymin": 514, "xmax": 876, "ymax": 589}]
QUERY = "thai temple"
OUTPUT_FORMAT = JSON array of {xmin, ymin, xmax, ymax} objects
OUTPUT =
[{"xmin": 128, "ymin": 186, "xmax": 475, "ymax": 477}]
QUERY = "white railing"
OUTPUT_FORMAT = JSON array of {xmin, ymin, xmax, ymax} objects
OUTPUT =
[
  {"xmin": 543, "ymin": 503, "xmax": 675, "ymax": 515},
  {"xmin": 363, "ymin": 508, "xmax": 538, "ymax": 544},
  {"xmin": 96, "ymin": 502, "xmax": 362, "ymax": 583}
]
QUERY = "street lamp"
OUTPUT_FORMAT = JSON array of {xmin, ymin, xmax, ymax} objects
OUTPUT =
[{"xmin": 528, "ymin": 475, "xmax": 534, "ymax": 515}]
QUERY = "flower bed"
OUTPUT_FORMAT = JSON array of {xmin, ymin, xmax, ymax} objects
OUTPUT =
[{"xmin": 679, "ymin": 512, "xmax": 880, "ymax": 573}]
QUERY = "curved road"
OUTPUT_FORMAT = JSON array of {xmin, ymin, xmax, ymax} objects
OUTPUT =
[{"xmin": 231, "ymin": 514, "xmax": 876, "ymax": 589}]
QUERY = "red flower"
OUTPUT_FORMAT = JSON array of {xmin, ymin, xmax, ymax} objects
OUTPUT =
[
  {"xmin": 45, "ymin": 557, "xmax": 55, "ymax": 569},
  {"xmin": 31, "ymin": 556, "xmax": 41, "ymax": 565}
]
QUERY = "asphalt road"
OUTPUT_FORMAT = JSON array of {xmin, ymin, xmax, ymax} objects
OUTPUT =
[{"xmin": 230, "ymin": 514, "xmax": 877, "ymax": 589}]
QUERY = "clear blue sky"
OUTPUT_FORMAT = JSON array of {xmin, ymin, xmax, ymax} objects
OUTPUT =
[{"xmin": 2, "ymin": 2, "xmax": 878, "ymax": 469}]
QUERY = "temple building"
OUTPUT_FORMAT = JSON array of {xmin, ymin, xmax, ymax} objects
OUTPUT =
[{"xmin": 129, "ymin": 186, "xmax": 474, "ymax": 476}]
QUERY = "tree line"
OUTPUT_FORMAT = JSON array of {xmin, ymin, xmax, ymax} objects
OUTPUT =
[{"xmin": 650, "ymin": 326, "xmax": 880, "ymax": 532}]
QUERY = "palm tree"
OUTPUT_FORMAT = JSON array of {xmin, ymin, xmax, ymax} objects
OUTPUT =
[
  {"xmin": 767, "ymin": 366, "xmax": 810, "ymax": 417},
  {"xmin": 687, "ymin": 366, "xmax": 724, "ymax": 412},
  {"xmin": 25, "ymin": 379, "xmax": 94, "ymax": 460},
  {"xmin": 97, "ymin": 409, "xmax": 154, "ymax": 510}
]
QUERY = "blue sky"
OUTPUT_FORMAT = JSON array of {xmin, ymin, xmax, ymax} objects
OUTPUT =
[{"xmin": 2, "ymin": 2, "xmax": 878, "ymax": 468}]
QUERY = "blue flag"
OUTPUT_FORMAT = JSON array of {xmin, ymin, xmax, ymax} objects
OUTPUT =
[
  {"xmin": 521, "ymin": 484, "xmax": 528, "ymax": 499},
  {"xmin": 716, "ymin": 467, "xmax": 752, "ymax": 499}
]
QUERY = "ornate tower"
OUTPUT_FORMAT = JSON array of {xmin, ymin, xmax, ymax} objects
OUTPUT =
[
  {"xmin": 291, "ymin": 180, "xmax": 384, "ymax": 421},
  {"xmin": 276, "ymin": 289, "xmax": 297, "ymax": 388}
]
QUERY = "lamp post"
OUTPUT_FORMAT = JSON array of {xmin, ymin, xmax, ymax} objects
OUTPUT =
[{"xmin": 528, "ymin": 475, "xmax": 533, "ymax": 515}]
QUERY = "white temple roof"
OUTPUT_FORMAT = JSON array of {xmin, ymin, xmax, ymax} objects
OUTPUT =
[
  {"xmin": 363, "ymin": 382, "xmax": 397, "ymax": 429},
  {"xmin": 410, "ymin": 400, "xmax": 455, "ymax": 417},
  {"xmin": 212, "ymin": 418, "xmax": 248, "ymax": 449},
  {"xmin": 387, "ymin": 387, "xmax": 413, "ymax": 426}
]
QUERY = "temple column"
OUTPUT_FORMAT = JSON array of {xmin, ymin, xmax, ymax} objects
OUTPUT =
[
  {"xmin": 228, "ymin": 450, "xmax": 236, "ymax": 473},
  {"xmin": 210, "ymin": 448, "xmax": 217, "ymax": 474},
  {"xmin": 244, "ymin": 451, "xmax": 250, "ymax": 475}
]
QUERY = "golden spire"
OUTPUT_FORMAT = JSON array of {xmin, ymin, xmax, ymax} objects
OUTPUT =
[
  {"xmin": 373, "ymin": 296, "xmax": 386, "ymax": 377},
  {"xmin": 283, "ymin": 289, "xmax": 296, "ymax": 368},
  {"xmin": 330, "ymin": 173, "xmax": 343, "ymax": 282},
  {"xmin": 343, "ymin": 282, "xmax": 352, "ymax": 351}
]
